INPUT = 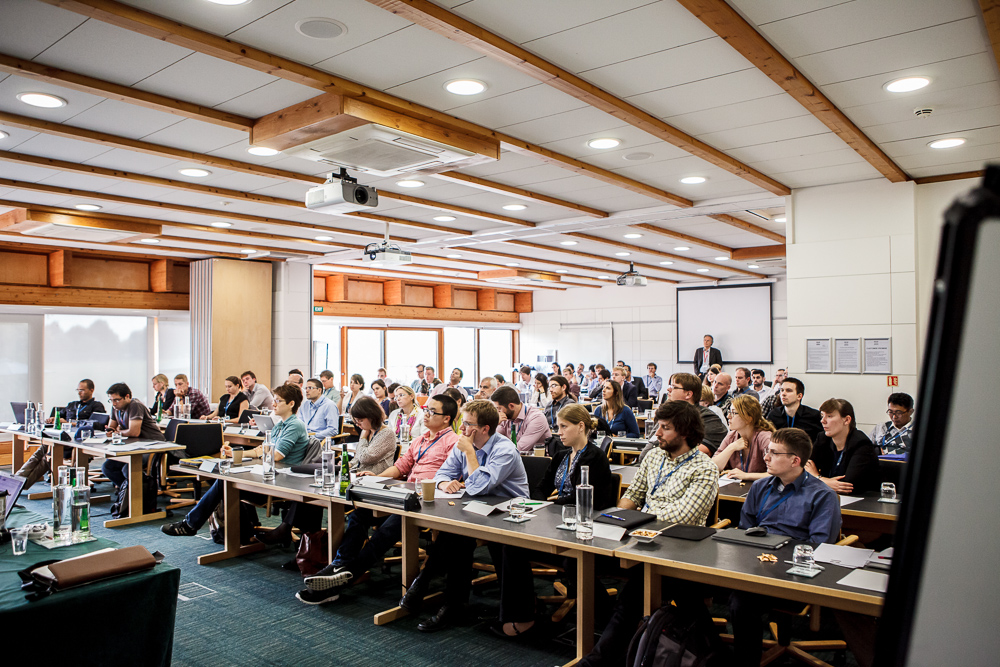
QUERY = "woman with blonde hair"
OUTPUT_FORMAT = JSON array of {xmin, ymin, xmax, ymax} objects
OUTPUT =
[
  {"xmin": 712, "ymin": 394, "xmax": 775, "ymax": 481},
  {"xmin": 151, "ymin": 373, "xmax": 174, "ymax": 415},
  {"xmin": 388, "ymin": 385, "xmax": 425, "ymax": 442},
  {"xmin": 593, "ymin": 380, "xmax": 639, "ymax": 438}
]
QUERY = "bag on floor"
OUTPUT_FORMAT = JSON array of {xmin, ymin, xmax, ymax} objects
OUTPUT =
[
  {"xmin": 626, "ymin": 603, "xmax": 731, "ymax": 667},
  {"xmin": 295, "ymin": 530, "xmax": 328, "ymax": 575},
  {"xmin": 110, "ymin": 472, "xmax": 158, "ymax": 519},
  {"xmin": 208, "ymin": 501, "xmax": 261, "ymax": 545}
]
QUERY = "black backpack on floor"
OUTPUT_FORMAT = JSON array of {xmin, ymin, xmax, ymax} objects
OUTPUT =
[
  {"xmin": 111, "ymin": 472, "xmax": 158, "ymax": 519},
  {"xmin": 626, "ymin": 604, "xmax": 731, "ymax": 667}
]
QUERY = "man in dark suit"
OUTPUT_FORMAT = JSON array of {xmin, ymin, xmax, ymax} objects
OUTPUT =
[
  {"xmin": 612, "ymin": 367, "xmax": 638, "ymax": 409},
  {"xmin": 766, "ymin": 377, "xmax": 823, "ymax": 443},
  {"xmin": 694, "ymin": 334, "xmax": 723, "ymax": 379},
  {"xmin": 624, "ymin": 365, "xmax": 646, "ymax": 400}
]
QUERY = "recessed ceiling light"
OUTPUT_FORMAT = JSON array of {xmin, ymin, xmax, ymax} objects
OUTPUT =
[
  {"xmin": 555, "ymin": 269, "xmax": 568, "ymax": 274},
  {"xmin": 139, "ymin": 238, "xmax": 160, "ymax": 244},
  {"xmin": 315, "ymin": 235, "xmax": 333, "ymax": 241},
  {"xmin": 774, "ymin": 216, "xmax": 786, "ymax": 223},
  {"xmin": 74, "ymin": 204, "xmax": 102, "ymax": 211},
  {"xmin": 17, "ymin": 92, "xmax": 67, "ymax": 108},
  {"xmin": 211, "ymin": 221, "xmax": 233, "ymax": 228},
  {"xmin": 446, "ymin": 254, "xmax": 462, "ymax": 259},
  {"xmin": 674, "ymin": 246, "xmax": 690, "ymax": 251},
  {"xmin": 680, "ymin": 176, "xmax": 706, "ymax": 184},
  {"xmin": 696, "ymin": 268, "xmax": 710, "ymax": 273},
  {"xmin": 884, "ymin": 77, "xmax": 930, "ymax": 93},
  {"xmin": 623, "ymin": 233, "xmax": 643, "ymax": 239},
  {"xmin": 445, "ymin": 79, "xmax": 487, "ymax": 95},
  {"xmin": 0, "ymin": 130, "xmax": 8, "ymax": 140},
  {"xmin": 396, "ymin": 179, "xmax": 424, "ymax": 188},
  {"xmin": 659, "ymin": 261, "xmax": 674, "ymax": 266},
  {"xmin": 715, "ymin": 257, "xmax": 729, "ymax": 261},
  {"xmin": 615, "ymin": 252, "xmax": 630, "ymax": 257},
  {"xmin": 748, "ymin": 264, "xmax": 760, "ymax": 269},
  {"xmin": 295, "ymin": 17, "xmax": 347, "ymax": 40},
  {"xmin": 240, "ymin": 249, "xmax": 257, "ymax": 254},
  {"xmin": 434, "ymin": 215, "xmax": 456, "ymax": 222},
  {"xmin": 206, "ymin": 0, "xmax": 252, "ymax": 5},
  {"xmin": 179, "ymin": 168, "xmax": 211, "ymax": 177},
  {"xmin": 587, "ymin": 138, "xmax": 620, "ymax": 150},
  {"xmin": 560, "ymin": 240, "xmax": 578, "ymax": 246},
  {"xmin": 502, "ymin": 204, "xmax": 527, "ymax": 211},
  {"xmin": 505, "ymin": 262, "xmax": 520, "ymax": 267},
  {"xmin": 597, "ymin": 275, "xmax": 611, "ymax": 280},
  {"xmin": 427, "ymin": 269, "xmax": 445, "ymax": 274},
  {"xmin": 247, "ymin": 146, "xmax": 280, "ymax": 157},
  {"xmin": 623, "ymin": 152, "xmax": 653, "ymax": 161},
  {"xmin": 928, "ymin": 138, "xmax": 965, "ymax": 149}
]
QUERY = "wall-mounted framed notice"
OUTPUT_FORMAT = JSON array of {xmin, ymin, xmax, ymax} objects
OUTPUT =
[
  {"xmin": 806, "ymin": 338, "xmax": 832, "ymax": 373},
  {"xmin": 834, "ymin": 338, "xmax": 862, "ymax": 374},
  {"xmin": 863, "ymin": 338, "xmax": 892, "ymax": 374}
]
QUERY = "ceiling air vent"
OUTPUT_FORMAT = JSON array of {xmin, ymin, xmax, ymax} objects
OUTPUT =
[
  {"xmin": 477, "ymin": 268, "xmax": 562, "ymax": 285},
  {"xmin": 22, "ymin": 223, "xmax": 142, "ymax": 243}
]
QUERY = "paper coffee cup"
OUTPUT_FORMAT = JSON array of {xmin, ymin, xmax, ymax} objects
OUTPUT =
[
  {"xmin": 232, "ymin": 447, "xmax": 243, "ymax": 464},
  {"xmin": 533, "ymin": 446, "xmax": 545, "ymax": 457},
  {"xmin": 421, "ymin": 479, "xmax": 436, "ymax": 502}
]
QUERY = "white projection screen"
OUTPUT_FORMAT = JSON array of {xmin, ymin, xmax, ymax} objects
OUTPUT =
[{"xmin": 676, "ymin": 284, "xmax": 773, "ymax": 365}]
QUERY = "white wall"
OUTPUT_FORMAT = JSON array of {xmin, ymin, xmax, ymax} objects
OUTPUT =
[
  {"xmin": 272, "ymin": 261, "xmax": 313, "ymax": 386},
  {"xmin": 519, "ymin": 278, "xmax": 788, "ymax": 382}
]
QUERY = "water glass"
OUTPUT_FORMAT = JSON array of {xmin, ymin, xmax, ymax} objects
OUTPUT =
[
  {"xmin": 645, "ymin": 421, "xmax": 656, "ymax": 439},
  {"xmin": 881, "ymin": 482, "xmax": 896, "ymax": 501},
  {"xmin": 596, "ymin": 431, "xmax": 606, "ymax": 442},
  {"xmin": 111, "ymin": 431, "xmax": 122, "ymax": 444},
  {"xmin": 11, "ymin": 527, "xmax": 29, "ymax": 555},
  {"xmin": 793, "ymin": 544, "xmax": 816, "ymax": 569},
  {"xmin": 314, "ymin": 469, "xmax": 324, "ymax": 487},
  {"xmin": 562, "ymin": 504, "xmax": 578, "ymax": 529},
  {"xmin": 261, "ymin": 444, "xmax": 276, "ymax": 482},
  {"xmin": 616, "ymin": 430, "xmax": 626, "ymax": 438},
  {"xmin": 219, "ymin": 459, "xmax": 232, "ymax": 475},
  {"xmin": 509, "ymin": 498, "xmax": 528, "ymax": 520}
]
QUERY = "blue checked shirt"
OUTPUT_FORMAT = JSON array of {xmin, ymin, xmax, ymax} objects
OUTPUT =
[{"xmin": 434, "ymin": 432, "xmax": 529, "ymax": 498}]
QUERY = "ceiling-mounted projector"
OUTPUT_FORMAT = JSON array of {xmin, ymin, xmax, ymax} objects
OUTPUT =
[
  {"xmin": 363, "ymin": 242, "xmax": 411, "ymax": 266},
  {"xmin": 305, "ymin": 168, "xmax": 378, "ymax": 214},
  {"xmin": 616, "ymin": 262, "xmax": 647, "ymax": 287}
]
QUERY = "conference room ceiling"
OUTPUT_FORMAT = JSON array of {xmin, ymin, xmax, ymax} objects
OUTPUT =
[{"xmin": 0, "ymin": 0, "xmax": 996, "ymax": 289}]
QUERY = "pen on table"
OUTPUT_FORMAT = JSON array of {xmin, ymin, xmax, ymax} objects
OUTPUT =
[
  {"xmin": 600, "ymin": 513, "xmax": 625, "ymax": 521},
  {"xmin": 523, "ymin": 502, "xmax": 543, "ymax": 506}
]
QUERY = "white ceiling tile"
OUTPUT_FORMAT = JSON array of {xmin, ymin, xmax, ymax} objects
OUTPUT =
[
  {"xmin": 0, "ymin": 189, "xmax": 80, "ymax": 207},
  {"xmin": 82, "ymin": 148, "xmax": 179, "ymax": 174},
  {"xmin": 388, "ymin": 56, "xmax": 540, "ymax": 113},
  {"xmin": 695, "ymin": 114, "xmax": 831, "ymax": 151},
  {"xmin": 65, "ymin": 99, "xmax": 184, "ymax": 140},
  {"xmin": 452, "ymin": 84, "xmax": 588, "ymax": 129},
  {"xmin": 906, "ymin": 155, "xmax": 998, "ymax": 178},
  {"xmin": 213, "ymin": 80, "xmax": 322, "ymax": 118},
  {"xmin": 893, "ymin": 141, "xmax": 1000, "ymax": 170},
  {"xmin": 11, "ymin": 133, "xmax": 113, "ymax": 163},
  {"xmin": 795, "ymin": 18, "xmax": 989, "ymax": 86},
  {"xmin": 135, "ymin": 53, "xmax": 278, "ymax": 108},
  {"xmin": 567, "ymin": 141, "xmax": 690, "ymax": 170},
  {"xmin": 748, "ymin": 148, "xmax": 865, "ymax": 175},
  {"xmin": 35, "ymin": 19, "xmax": 192, "ymax": 86},
  {"xmin": 0, "ymin": 160, "xmax": 61, "ymax": 182},
  {"xmin": 0, "ymin": 75, "xmax": 105, "ymax": 123},
  {"xmin": 500, "ymin": 108, "xmax": 623, "ymax": 146},
  {"xmin": 771, "ymin": 162, "xmax": 883, "ymax": 188},
  {"xmin": 0, "ymin": 0, "xmax": 87, "ymax": 59},
  {"xmin": 140, "ymin": 119, "xmax": 249, "ymax": 154},
  {"xmin": 96, "ymin": 181, "xmax": 180, "ymax": 201},
  {"xmin": 518, "ymin": 175, "xmax": 602, "ymax": 196},
  {"xmin": 117, "ymin": 0, "xmax": 294, "ymax": 37},
  {"xmin": 628, "ymin": 68, "xmax": 785, "ymax": 117},
  {"xmin": 881, "ymin": 125, "xmax": 1000, "ymax": 159},
  {"xmin": 727, "ymin": 132, "xmax": 848, "ymax": 163},
  {"xmin": 665, "ymin": 94, "xmax": 810, "ymax": 137},
  {"xmin": 0, "ymin": 126, "xmax": 39, "ymax": 150},
  {"xmin": 204, "ymin": 171, "xmax": 286, "ymax": 192},
  {"xmin": 846, "ymin": 82, "xmax": 1000, "ymax": 131},
  {"xmin": 37, "ymin": 171, "xmax": 120, "ymax": 191},
  {"xmin": 456, "ymin": 150, "xmax": 546, "ymax": 177},
  {"xmin": 247, "ymin": 181, "xmax": 317, "ymax": 200},
  {"xmin": 867, "ymin": 104, "xmax": 1000, "ymax": 146},
  {"xmin": 728, "ymin": 0, "xmax": 853, "ymax": 26},
  {"xmin": 453, "ymin": 0, "xmax": 654, "ymax": 44}
]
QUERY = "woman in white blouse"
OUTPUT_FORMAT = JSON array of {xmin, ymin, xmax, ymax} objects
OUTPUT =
[
  {"xmin": 349, "ymin": 397, "xmax": 396, "ymax": 475},
  {"xmin": 530, "ymin": 372, "xmax": 552, "ymax": 410},
  {"xmin": 387, "ymin": 385, "xmax": 426, "ymax": 442},
  {"xmin": 340, "ymin": 373, "xmax": 364, "ymax": 415}
]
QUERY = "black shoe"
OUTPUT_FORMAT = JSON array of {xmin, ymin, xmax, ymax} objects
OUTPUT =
[
  {"xmin": 400, "ymin": 573, "xmax": 429, "ymax": 612},
  {"xmin": 161, "ymin": 521, "xmax": 196, "ymax": 536},
  {"xmin": 304, "ymin": 568, "xmax": 353, "ymax": 592},
  {"xmin": 418, "ymin": 605, "xmax": 460, "ymax": 633},
  {"xmin": 295, "ymin": 586, "xmax": 342, "ymax": 605},
  {"xmin": 489, "ymin": 620, "xmax": 538, "ymax": 641},
  {"xmin": 254, "ymin": 524, "xmax": 291, "ymax": 547}
]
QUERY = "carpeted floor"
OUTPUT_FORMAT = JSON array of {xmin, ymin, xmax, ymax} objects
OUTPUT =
[{"xmin": 19, "ymin": 476, "xmax": 861, "ymax": 667}]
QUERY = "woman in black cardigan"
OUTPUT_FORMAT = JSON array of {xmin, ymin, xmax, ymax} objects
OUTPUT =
[
  {"xmin": 537, "ymin": 403, "xmax": 616, "ymax": 510},
  {"xmin": 807, "ymin": 398, "xmax": 881, "ymax": 495}
]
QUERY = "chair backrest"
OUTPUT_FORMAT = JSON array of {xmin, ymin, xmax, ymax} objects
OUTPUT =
[
  {"xmin": 174, "ymin": 423, "xmax": 224, "ymax": 457},
  {"xmin": 520, "ymin": 455, "xmax": 552, "ymax": 501},
  {"xmin": 610, "ymin": 472, "xmax": 623, "ymax": 502},
  {"xmin": 637, "ymin": 398, "xmax": 654, "ymax": 411},
  {"xmin": 302, "ymin": 436, "xmax": 324, "ymax": 464},
  {"xmin": 879, "ymin": 457, "xmax": 905, "ymax": 488},
  {"xmin": 164, "ymin": 418, "xmax": 183, "ymax": 443},
  {"xmin": 599, "ymin": 435, "xmax": 613, "ymax": 458}
]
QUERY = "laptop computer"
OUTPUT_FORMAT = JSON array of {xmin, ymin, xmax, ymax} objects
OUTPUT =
[
  {"xmin": 10, "ymin": 402, "xmax": 27, "ymax": 424},
  {"xmin": 0, "ymin": 471, "xmax": 27, "ymax": 523},
  {"xmin": 238, "ymin": 407, "xmax": 261, "ymax": 424},
  {"xmin": 89, "ymin": 413, "xmax": 111, "ymax": 428},
  {"xmin": 253, "ymin": 414, "xmax": 276, "ymax": 431}
]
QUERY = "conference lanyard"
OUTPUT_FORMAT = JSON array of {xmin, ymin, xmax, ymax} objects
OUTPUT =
[
  {"xmin": 758, "ymin": 483, "xmax": 798, "ymax": 520},
  {"xmin": 558, "ymin": 450, "xmax": 581, "ymax": 495},
  {"xmin": 880, "ymin": 423, "xmax": 909, "ymax": 449},
  {"xmin": 787, "ymin": 412, "xmax": 796, "ymax": 429},
  {"xmin": 648, "ymin": 451, "xmax": 696, "ymax": 499},
  {"xmin": 413, "ymin": 430, "xmax": 449, "ymax": 465},
  {"xmin": 835, "ymin": 448, "xmax": 846, "ymax": 472}
]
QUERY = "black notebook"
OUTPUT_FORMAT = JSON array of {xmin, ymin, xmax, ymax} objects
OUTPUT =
[
  {"xmin": 661, "ymin": 524, "xmax": 717, "ymax": 541},
  {"xmin": 711, "ymin": 527, "xmax": 791, "ymax": 549},
  {"xmin": 594, "ymin": 509, "xmax": 656, "ymax": 530}
]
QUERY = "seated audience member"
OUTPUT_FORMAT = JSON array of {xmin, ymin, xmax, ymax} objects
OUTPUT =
[
  {"xmin": 474, "ymin": 376, "xmax": 498, "ymax": 401},
  {"xmin": 712, "ymin": 394, "xmax": 775, "ymax": 482},
  {"xmin": 646, "ymin": 373, "xmax": 726, "ymax": 457},
  {"xmin": 730, "ymin": 428, "xmax": 842, "ymax": 666},
  {"xmin": 585, "ymin": 364, "xmax": 605, "ymax": 396},
  {"xmin": 417, "ymin": 366, "xmax": 440, "ymax": 396},
  {"xmin": 101, "ymin": 382, "xmax": 166, "ymax": 494},
  {"xmin": 807, "ymin": 399, "xmax": 881, "ymax": 495},
  {"xmin": 296, "ymin": 396, "xmax": 461, "ymax": 604},
  {"xmin": 731, "ymin": 367, "xmax": 760, "ymax": 400},
  {"xmin": 318, "ymin": 370, "xmax": 340, "ymax": 406},
  {"xmin": 700, "ymin": 384, "xmax": 723, "ymax": 416},
  {"xmin": 704, "ymin": 363, "xmax": 722, "ymax": 387},
  {"xmin": 544, "ymin": 376, "xmax": 577, "ymax": 430},
  {"xmin": 300, "ymin": 378, "xmax": 340, "ymax": 439},
  {"xmin": 162, "ymin": 385, "xmax": 308, "ymax": 537},
  {"xmin": 341, "ymin": 374, "xmax": 364, "ymax": 414},
  {"xmin": 386, "ymin": 383, "xmax": 400, "ymax": 412},
  {"xmin": 580, "ymin": 401, "xmax": 719, "ymax": 666},
  {"xmin": 442, "ymin": 387, "xmax": 467, "ymax": 433},
  {"xmin": 515, "ymin": 365, "xmax": 533, "ymax": 394},
  {"xmin": 412, "ymin": 400, "xmax": 529, "ymax": 633},
  {"xmin": 711, "ymin": 372, "xmax": 733, "ymax": 416},
  {"xmin": 577, "ymin": 363, "xmax": 586, "ymax": 379},
  {"xmin": 370, "ymin": 379, "xmax": 391, "ymax": 413},
  {"xmin": 529, "ymin": 372, "xmax": 551, "ymax": 410},
  {"xmin": 562, "ymin": 366, "xmax": 581, "ymax": 398},
  {"xmin": 201, "ymin": 376, "xmax": 248, "ymax": 423},
  {"xmin": 431, "ymin": 367, "xmax": 469, "ymax": 399},
  {"xmin": 644, "ymin": 362, "xmax": 663, "ymax": 402},
  {"xmin": 869, "ymin": 392, "xmax": 914, "ymax": 456},
  {"xmin": 150, "ymin": 374, "xmax": 174, "ymax": 416},
  {"xmin": 550, "ymin": 362, "xmax": 561, "ymax": 377},
  {"xmin": 348, "ymin": 397, "xmax": 396, "ymax": 475},
  {"xmin": 612, "ymin": 367, "xmax": 638, "ymax": 409},
  {"xmin": 376, "ymin": 367, "xmax": 391, "ymax": 386},
  {"xmin": 593, "ymin": 380, "xmax": 640, "ymax": 438},
  {"xmin": 766, "ymin": 377, "xmax": 823, "ymax": 442},
  {"xmin": 286, "ymin": 371, "xmax": 304, "ymax": 388},
  {"xmin": 495, "ymin": 373, "xmax": 515, "ymax": 389},
  {"xmin": 625, "ymin": 365, "xmax": 646, "ymax": 400},
  {"xmin": 491, "ymin": 385, "xmax": 549, "ymax": 454},
  {"xmin": 174, "ymin": 374, "xmax": 211, "ymax": 419},
  {"xmin": 759, "ymin": 368, "xmax": 786, "ymax": 417},
  {"xmin": 388, "ymin": 385, "xmax": 426, "ymax": 442},
  {"xmin": 751, "ymin": 369, "xmax": 773, "ymax": 402},
  {"xmin": 18, "ymin": 379, "xmax": 106, "ymax": 488},
  {"xmin": 410, "ymin": 364, "xmax": 425, "ymax": 393},
  {"xmin": 241, "ymin": 370, "xmax": 274, "ymax": 411}
]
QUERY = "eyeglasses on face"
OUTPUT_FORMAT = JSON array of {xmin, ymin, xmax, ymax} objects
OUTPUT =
[
  {"xmin": 886, "ymin": 409, "xmax": 909, "ymax": 417},
  {"xmin": 763, "ymin": 449, "xmax": 795, "ymax": 458},
  {"xmin": 422, "ymin": 407, "xmax": 444, "ymax": 416}
]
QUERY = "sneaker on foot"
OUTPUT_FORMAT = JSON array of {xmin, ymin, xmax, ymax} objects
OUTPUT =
[
  {"xmin": 161, "ymin": 521, "xmax": 196, "ymax": 536},
  {"xmin": 304, "ymin": 569, "xmax": 353, "ymax": 592},
  {"xmin": 296, "ymin": 586, "xmax": 341, "ymax": 605}
]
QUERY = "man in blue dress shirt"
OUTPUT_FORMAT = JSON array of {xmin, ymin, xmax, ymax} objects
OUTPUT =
[
  {"xmin": 730, "ymin": 427, "xmax": 841, "ymax": 666},
  {"xmin": 299, "ymin": 378, "xmax": 339, "ymax": 439},
  {"xmin": 408, "ymin": 399, "xmax": 529, "ymax": 633}
]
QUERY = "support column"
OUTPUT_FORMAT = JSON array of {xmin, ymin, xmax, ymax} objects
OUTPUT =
[{"xmin": 271, "ymin": 262, "xmax": 313, "ymax": 386}]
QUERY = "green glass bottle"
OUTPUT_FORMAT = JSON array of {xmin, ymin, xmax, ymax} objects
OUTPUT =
[
  {"xmin": 54, "ymin": 409, "xmax": 61, "ymax": 430},
  {"xmin": 511, "ymin": 422, "xmax": 518, "ymax": 446},
  {"xmin": 339, "ymin": 449, "xmax": 350, "ymax": 495}
]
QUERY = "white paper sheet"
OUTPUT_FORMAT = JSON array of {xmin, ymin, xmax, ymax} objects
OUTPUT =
[
  {"xmin": 434, "ymin": 490, "xmax": 464, "ymax": 499},
  {"xmin": 279, "ymin": 469, "xmax": 314, "ymax": 478},
  {"xmin": 718, "ymin": 476, "xmax": 741, "ymax": 487},
  {"xmin": 228, "ymin": 466, "xmax": 253, "ymax": 474},
  {"xmin": 104, "ymin": 443, "xmax": 145, "ymax": 453},
  {"xmin": 83, "ymin": 436, "xmax": 108, "ymax": 444},
  {"xmin": 356, "ymin": 475, "xmax": 392, "ymax": 487},
  {"xmin": 839, "ymin": 495, "xmax": 864, "ymax": 506},
  {"xmin": 463, "ymin": 501, "xmax": 496, "ymax": 516},
  {"xmin": 224, "ymin": 426, "xmax": 244, "ymax": 435},
  {"xmin": 814, "ymin": 543, "xmax": 874, "ymax": 569},
  {"xmin": 592, "ymin": 523, "xmax": 627, "ymax": 541},
  {"xmin": 837, "ymin": 569, "xmax": 889, "ymax": 593}
]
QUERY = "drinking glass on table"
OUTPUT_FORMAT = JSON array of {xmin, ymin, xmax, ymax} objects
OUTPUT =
[
  {"xmin": 616, "ymin": 431, "xmax": 626, "ymax": 438},
  {"xmin": 562, "ymin": 505, "xmax": 577, "ymax": 529},
  {"xmin": 111, "ymin": 431, "xmax": 122, "ymax": 445},
  {"xmin": 314, "ymin": 469, "xmax": 324, "ymax": 487},
  {"xmin": 596, "ymin": 431, "xmax": 606, "ymax": 442},
  {"xmin": 509, "ymin": 498, "xmax": 529, "ymax": 520},
  {"xmin": 793, "ymin": 544, "xmax": 816, "ymax": 569},
  {"xmin": 218, "ymin": 459, "xmax": 232, "ymax": 475},
  {"xmin": 881, "ymin": 482, "xmax": 896, "ymax": 501},
  {"xmin": 11, "ymin": 527, "xmax": 29, "ymax": 556}
]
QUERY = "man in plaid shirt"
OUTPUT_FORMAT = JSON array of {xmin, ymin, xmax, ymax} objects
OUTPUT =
[
  {"xmin": 580, "ymin": 401, "xmax": 720, "ymax": 667},
  {"xmin": 173, "ymin": 374, "xmax": 211, "ymax": 419}
]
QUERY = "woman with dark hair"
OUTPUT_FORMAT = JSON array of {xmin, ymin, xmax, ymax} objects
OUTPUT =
[
  {"xmin": 593, "ymin": 380, "xmax": 640, "ymax": 438},
  {"xmin": 806, "ymin": 398, "xmax": 881, "ymax": 495},
  {"xmin": 350, "ymin": 396, "xmax": 396, "ymax": 475},
  {"xmin": 371, "ymin": 378, "xmax": 391, "ymax": 414},
  {"xmin": 341, "ymin": 373, "xmax": 364, "ymax": 414},
  {"xmin": 201, "ymin": 376, "xmax": 248, "ymax": 423},
  {"xmin": 529, "ymin": 372, "xmax": 551, "ymax": 410},
  {"xmin": 442, "ymin": 387, "xmax": 466, "ymax": 433}
]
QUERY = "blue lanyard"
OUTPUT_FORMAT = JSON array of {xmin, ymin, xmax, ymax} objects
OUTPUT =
[
  {"xmin": 787, "ymin": 412, "xmax": 796, "ymax": 429},
  {"xmin": 648, "ymin": 451, "xmax": 695, "ymax": 499},
  {"xmin": 880, "ymin": 423, "xmax": 908, "ymax": 449},
  {"xmin": 558, "ymin": 450, "xmax": 580, "ymax": 495},
  {"xmin": 835, "ymin": 448, "xmax": 846, "ymax": 470},
  {"xmin": 413, "ymin": 430, "xmax": 449, "ymax": 465},
  {"xmin": 757, "ymin": 482, "xmax": 798, "ymax": 520}
]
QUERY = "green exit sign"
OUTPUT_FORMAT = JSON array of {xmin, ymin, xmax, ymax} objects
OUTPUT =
[{"xmin": 313, "ymin": 306, "xmax": 324, "ymax": 313}]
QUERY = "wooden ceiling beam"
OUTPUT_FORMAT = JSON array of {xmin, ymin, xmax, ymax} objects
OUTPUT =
[
  {"xmin": 0, "ymin": 230, "xmax": 244, "ymax": 260},
  {"xmin": 676, "ymin": 0, "xmax": 909, "ymax": 183},
  {"xmin": 978, "ymin": 1, "xmax": 1000, "ymax": 76},
  {"xmin": 0, "ymin": 52, "xmax": 252, "ymax": 131},
  {"xmin": 913, "ymin": 170, "xmax": 986, "ymax": 185},
  {"xmin": 630, "ymin": 223, "xmax": 733, "ymax": 255},
  {"xmin": 0, "ymin": 237, "xmax": 191, "ymax": 263},
  {"xmin": 730, "ymin": 245, "xmax": 786, "ymax": 261},
  {"xmin": 567, "ymin": 232, "xmax": 766, "ymax": 278},
  {"xmin": 367, "ymin": 0, "xmax": 790, "ymax": 197},
  {"xmin": 707, "ymin": 213, "xmax": 786, "ymax": 244},
  {"xmin": 506, "ymin": 240, "xmax": 683, "ymax": 283},
  {"xmin": 155, "ymin": 234, "xmax": 319, "ymax": 256},
  {"xmin": 315, "ymin": 265, "xmax": 566, "ymax": 291},
  {"xmin": 432, "ymin": 172, "xmax": 609, "ymax": 218}
]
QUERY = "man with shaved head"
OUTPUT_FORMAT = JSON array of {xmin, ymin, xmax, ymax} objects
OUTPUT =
[{"xmin": 712, "ymin": 373, "xmax": 733, "ymax": 416}]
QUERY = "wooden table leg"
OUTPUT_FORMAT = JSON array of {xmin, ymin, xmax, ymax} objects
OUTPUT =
[
  {"xmin": 10, "ymin": 433, "xmax": 28, "ymax": 473},
  {"xmin": 104, "ymin": 452, "xmax": 168, "ymax": 528},
  {"xmin": 643, "ymin": 562, "xmax": 662, "ymax": 616},
  {"xmin": 75, "ymin": 451, "xmax": 110, "ymax": 503},
  {"xmin": 373, "ymin": 514, "xmax": 441, "ymax": 625},
  {"xmin": 27, "ymin": 441, "xmax": 62, "ymax": 500},
  {"xmin": 197, "ymin": 480, "xmax": 264, "ymax": 565},
  {"xmin": 574, "ymin": 550, "xmax": 596, "ymax": 662},
  {"xmin": 327, "ymin": 502, "xmax": 344, "ymax": 564}
]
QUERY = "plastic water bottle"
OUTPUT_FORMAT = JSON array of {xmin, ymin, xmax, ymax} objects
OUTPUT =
[
  {"xmin": 575, "ymin": 465, "xmax": 594, "ymax": 540},
  {"xmin": 53, "ymin": 467, "xmax": 73, "ymax": 542}
]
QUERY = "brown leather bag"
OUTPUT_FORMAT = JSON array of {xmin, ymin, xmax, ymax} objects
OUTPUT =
[
  {"xmin": 39, "ymin": 545, "xmax": 157, "ymax": 589},
  {"xmin": 295, "ymin": 530, "xmax": 328, "ymax": 576}
]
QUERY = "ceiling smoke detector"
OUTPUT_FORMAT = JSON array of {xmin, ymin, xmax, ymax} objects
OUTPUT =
[{"xmin": 913, "ymin": 107, "xmax": 934, "ymax": 118}]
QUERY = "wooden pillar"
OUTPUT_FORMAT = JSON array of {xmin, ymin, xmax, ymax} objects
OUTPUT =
[
  {"xmin": 48, "ymin": 250, "xmax": 72, "ymax": 287},
  {"xmin": 150, "ymin": 259, "xmax": 174, "ymax": 293}
]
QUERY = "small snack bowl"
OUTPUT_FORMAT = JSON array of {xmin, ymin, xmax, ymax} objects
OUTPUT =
[
  {"xmin": 26, "ymin": 523, "xmax": 49, "ymax": 538},
  {"xmin": 629, "ymin": 529, "xmax": 660, "ymax": 544}
]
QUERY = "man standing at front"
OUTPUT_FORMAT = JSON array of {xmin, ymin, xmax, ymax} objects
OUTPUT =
[
  {"xmin": 491, "ymin": 385, "xmax": 549, "ymax": 454},
  {"xmin": 173, "ymin": 374, "xmax": 211, "ymax": 419},
  {"xmin": 694, "ymin": 334, "xmax": 723, "ymax": 380}
]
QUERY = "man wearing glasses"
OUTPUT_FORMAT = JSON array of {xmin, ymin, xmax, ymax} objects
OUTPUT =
[
  {"xmin": 730, "ymin": 428, "xmax": 841, "ymax": 666},
  {"xmin": 869, "ymin": 392, "xmax": 914, "ymax": 456},
  {"xmin": 101, "ymin": 382, "xmax": 166, "ymax": 510}
]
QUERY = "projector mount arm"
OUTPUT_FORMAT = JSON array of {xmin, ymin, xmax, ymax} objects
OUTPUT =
[{"xmin": 326, "ymin": 167, "xmax": 358, "ymax": 185}]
